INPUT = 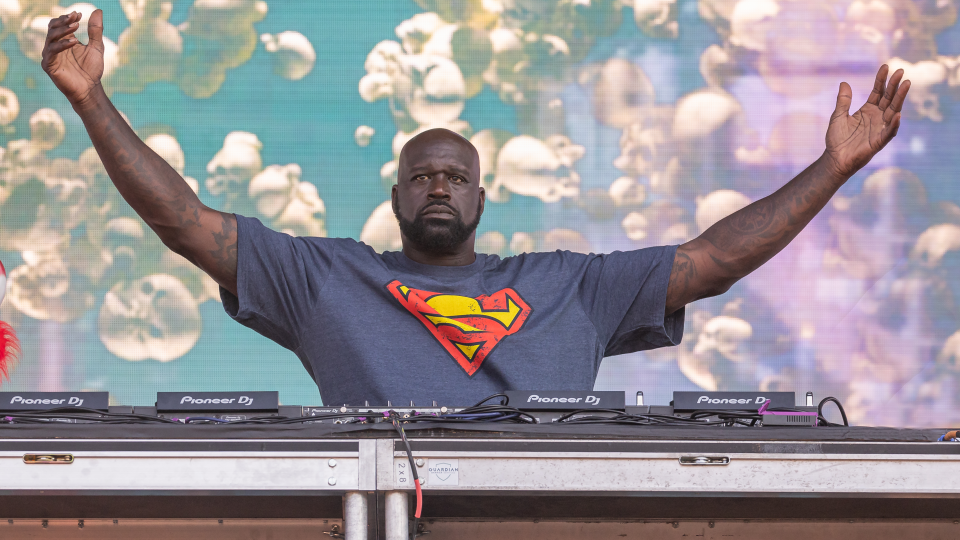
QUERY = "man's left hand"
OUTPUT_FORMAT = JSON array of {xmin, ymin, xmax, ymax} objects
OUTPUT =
[{"xmin": 823, "ymin": 65, "xmax": 911, "ymax": 180}]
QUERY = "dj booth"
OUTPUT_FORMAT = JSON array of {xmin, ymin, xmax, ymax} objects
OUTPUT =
[{"xmin": 1, "ymin": 393, "xmax": 959, "ymax": 539}]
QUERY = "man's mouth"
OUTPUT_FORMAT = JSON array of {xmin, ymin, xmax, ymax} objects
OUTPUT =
[{"xmin": 421, "ymin": 205, "xmax": 456, "ymax": 218}]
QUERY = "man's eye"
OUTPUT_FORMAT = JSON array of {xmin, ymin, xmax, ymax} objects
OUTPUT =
[
  {"xmin": 451, "ymin": 176, "xmax": 465, "ymax": 183},
  {"xmin": 416, "ymin": 175, "xmax": 429, "ymax": 181}
]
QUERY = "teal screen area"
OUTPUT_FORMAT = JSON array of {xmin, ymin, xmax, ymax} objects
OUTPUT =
[{"xmin": 1, "ymin": 0, "xmax": 960, "ymax": 427}]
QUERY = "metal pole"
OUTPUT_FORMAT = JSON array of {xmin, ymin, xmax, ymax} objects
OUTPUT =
[
  {"xmin": 384, "ymin": 490, "xmax": 409, "ymax": 540},
  {"xmin": 343, "ymin": 491, "xmax": 368, "ymax": 540}
]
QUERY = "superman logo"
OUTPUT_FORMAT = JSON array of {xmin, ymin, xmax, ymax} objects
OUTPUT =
[{"xmin": 386, "ymin": 280, "xmax": 532, "ymax": 376}]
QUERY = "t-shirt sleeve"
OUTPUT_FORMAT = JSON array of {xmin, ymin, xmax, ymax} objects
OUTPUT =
[
  {"xmin": 578, "ymin": 245, "xmax": 685, "ymax": 356},
  {"xmin": 220, "ymin": 214, "xmax": 337, "ymax": 351}
]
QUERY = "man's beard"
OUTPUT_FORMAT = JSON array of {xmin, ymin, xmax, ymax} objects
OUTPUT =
[{"xmin": 396, "ymin": 200, "xmax": 481, "ymax": 253}]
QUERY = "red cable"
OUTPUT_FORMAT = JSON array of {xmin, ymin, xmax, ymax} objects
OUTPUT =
[
  {"xmin": 415, "ymin": 478, "xmax": 422, "ymax": 518},
  {"xmin": 391, "ymin": 414, "xmax": 423, "ymax": 522}
]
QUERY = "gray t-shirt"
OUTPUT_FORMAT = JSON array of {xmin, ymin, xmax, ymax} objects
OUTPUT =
[{"xmin": 221, "ymin": 215, "xmax": 685, "ymax": 406}]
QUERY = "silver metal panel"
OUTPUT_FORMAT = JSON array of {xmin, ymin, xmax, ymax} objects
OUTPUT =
[
  {"xmin": 391, "ymin": 450, "xmax": 960, "ymax": 495},
  {"xmin": 376, "ymin": 438, "xmax": 395, "ymax": 491},
  {"xmin": 358, "ymin": 439, "xmax": 377, "ymax": 491},
  {"xmin": 0, "ymin": 452, "xmax": 359, "ymax": 491},
  {"xmin": 391, "ymin": 438, "xmax": 958, "ymax": 454}
]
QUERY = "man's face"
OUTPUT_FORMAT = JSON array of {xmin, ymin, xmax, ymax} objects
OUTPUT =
[{"xmin": 393, "ymin": 131, "xmax": 484, "ymax": 254}]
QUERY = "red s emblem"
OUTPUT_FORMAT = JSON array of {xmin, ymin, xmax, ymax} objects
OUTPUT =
[{"xmin": 386, "ymin": 281, "xmax": 532, "ymax": 376}]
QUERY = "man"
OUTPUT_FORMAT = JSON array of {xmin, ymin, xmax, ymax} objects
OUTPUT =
[{"xmin": 41, "ymin": 11, "xmax": 910, "ymax": 406}]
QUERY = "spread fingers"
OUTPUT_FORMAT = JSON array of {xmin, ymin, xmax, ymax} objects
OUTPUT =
[
  {"xmin": 866, "ymin": 64, "xmax": 889, "ymax": 106},
  {"xmin": 878, "ymin": 69, "xmax": 904, "ymax": 111},
  {"xmin": 883, "ymin": 80, "xmax": 910, "ymax": 124}
]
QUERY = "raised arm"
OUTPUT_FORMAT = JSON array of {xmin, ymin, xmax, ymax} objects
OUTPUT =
[
  {"xmin": 665, "ymin": 65, "xmax": 911, "ymax": 316},
  {"xmin": 41, "ymin": 10, "xmax": 238, "ymax": 295}
]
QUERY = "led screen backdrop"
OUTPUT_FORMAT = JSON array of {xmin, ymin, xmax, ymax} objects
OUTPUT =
[{"xmin": 0, "ymin": 0, "xmax": 959, "ymax": 427}]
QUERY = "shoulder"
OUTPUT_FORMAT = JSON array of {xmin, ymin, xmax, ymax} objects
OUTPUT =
[
  {"xmin": 497, "ymin": 245, "xmax": 677, "ymax": 272},
  {"xmin": 605, "ymin": 245, "xmax": 678, "ymax": 263},
  {"xmin": 491, "ymin": 250, "xmax": 594, "ymax": 272},
  {"xmin": 236, "ymin": 214, "xmax": 373, "ymax": 257},
  {"xmin": 512, "ymin": 250, "xmax": 594, "ymax": 263}
]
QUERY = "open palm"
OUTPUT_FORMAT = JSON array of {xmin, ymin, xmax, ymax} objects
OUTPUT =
[
  {"xmin": 40, "ymin": 10, "xmax": 105, "ymax": 106},
  {"xmin": 824, "ymin": 65, "xmax": 910, "ymax": 179}
]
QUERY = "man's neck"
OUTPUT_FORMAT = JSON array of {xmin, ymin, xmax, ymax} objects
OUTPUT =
[{"xmin": 401, "ymin": 243, "xmax": 477, "ymax": 267}]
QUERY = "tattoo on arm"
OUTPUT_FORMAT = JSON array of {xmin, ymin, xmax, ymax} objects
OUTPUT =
[
  {"xmin": 665, "ymin": 247, "xmax": 698, "ymax": 316},
  {"xmin": 665, "ymin": 157, "xmax": 845, "ymax": 313},
  {"xmin": 207, "ymin": 213, "xmax": 238, "ymax": 287},
  {"xmin": 76, "ymin": 86, "xmax": 239, "ymax": 294}
]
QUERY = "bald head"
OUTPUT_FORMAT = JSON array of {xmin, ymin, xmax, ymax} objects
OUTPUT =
[
  {"xmin": 392, "ymin": 128, "xmax": 486, "ymax": 264},
  {"xmin": 398, "ymin": 128, "xmax": 480, "ymax": 176}
]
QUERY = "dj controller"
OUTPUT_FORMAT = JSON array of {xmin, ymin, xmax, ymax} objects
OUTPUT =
[
  {"xmin": 0, "ymin": 389, "xmax": 832, "ymax": 427},
  {"xmin": 1, "ymin": 389, "xmax": 956, "ymax": 540}
]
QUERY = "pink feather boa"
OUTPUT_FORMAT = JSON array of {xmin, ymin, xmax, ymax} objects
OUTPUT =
[{"xmin": 0, "ymin": 320, "xmax": 18, "ymax": 381}]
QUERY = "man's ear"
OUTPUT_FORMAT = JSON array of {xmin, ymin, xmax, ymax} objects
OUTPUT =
[
  {"xmin": 391, "ymin": 184, "xmax": 399, "ymax": 216},
  {"xmin": 478, "ymin": 186, "xmax": 485, "ymax": 217}
]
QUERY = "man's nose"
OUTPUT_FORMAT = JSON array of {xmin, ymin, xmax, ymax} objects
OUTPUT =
[{"xmin": 427, "ymin": 175, "xmax": 451, "ymax": 199}]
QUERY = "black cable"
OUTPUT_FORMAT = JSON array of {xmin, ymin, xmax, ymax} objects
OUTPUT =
[
  {"xmin": 556, "ymin": 409, "xmax": 721, "ymax": 427},
  {"xmin": 229, "ymin": 412, "xmax": 373, "ymax": 425},
  {"xmin": 817, "ymin": 397, "xmax": 849, "ymax": 427},
  {"xmin": 556, "ymin": 406, "xmax": 833, "ymax": 428},
  {"xmin": 0, "ymin": 407, "xmax": 179, "ymax": 424},
  {"xmin": 390, "ymin": 412, "xmax": 420, "ymax": 540},
  {"xmin": 472, "ymin": 393, "xmax": 509, "ymax": 407},
  {"xmin": 4, "ymin": 400, "xmax": 846, "ymax": 430},
  {"xmin": 409, "ymin": 402, "xmax": 537, "ymax": 424},
  {"xmin": 168, "ymin": 407, "xmax": 538, "ymax": 426}
]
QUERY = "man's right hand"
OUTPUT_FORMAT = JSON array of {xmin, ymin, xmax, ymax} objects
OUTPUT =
[
  {"xmin": 38, "ymin": 8, "xmax": 239, "ymax": 296},
  {"xmin": 41, "ymin": 10, "xmax": 105, "ymax": 107}
]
